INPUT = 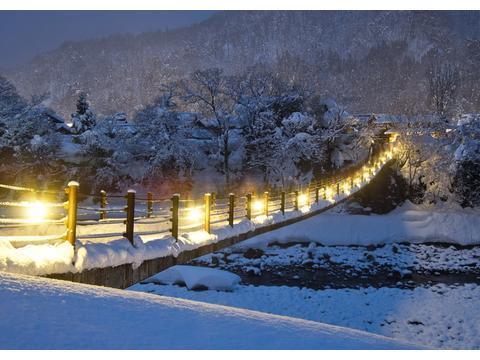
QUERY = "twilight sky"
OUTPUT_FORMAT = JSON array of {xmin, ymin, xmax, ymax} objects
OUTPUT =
[{"xmin": 0, "ymin": 11, "xmax": 216, "ymax": 68}]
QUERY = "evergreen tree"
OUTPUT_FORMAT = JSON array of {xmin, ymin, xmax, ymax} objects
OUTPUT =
[{"xmin": 71, "ymin": 92, "xmax": 96, "ymax": 133}]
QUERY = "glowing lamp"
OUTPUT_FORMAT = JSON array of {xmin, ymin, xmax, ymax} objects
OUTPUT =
[
  {"xmin": 253, "ymin": 200, "xmax": 264, "ymax": 213},
  {"xmin": 26, "ymin": 202, "xmax": 48, "ymax": 222},
  {"xmin": 187, "ymin": 207, "xmax": 202, "ymax": 222},
  {"xmin": 298, "ymin": 193, "xmax": 308, "ymax": 207}
]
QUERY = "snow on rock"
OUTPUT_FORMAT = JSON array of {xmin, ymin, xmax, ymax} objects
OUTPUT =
[
  {"xmin": 147, "ymin": 265, "xmax": 241, "ymax": 291},
  {"xmin": 0, "ymin": 271, "xmax": 418, "ymax": 349}
]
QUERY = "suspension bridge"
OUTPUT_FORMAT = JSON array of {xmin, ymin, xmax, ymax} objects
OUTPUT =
[{"xmin": 0, "ymin": 134, "xmax": 398, "ymax": 288}]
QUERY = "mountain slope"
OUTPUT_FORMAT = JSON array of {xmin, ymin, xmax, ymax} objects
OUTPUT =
[{"xmin": 5, "ymin": 11, "xmax": 480, "ymax": 118}]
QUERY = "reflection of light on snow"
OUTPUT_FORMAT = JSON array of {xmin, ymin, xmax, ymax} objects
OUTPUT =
[
  {"xmin": 187, "ymin": 207, "xmax": 202, "ymax": 222},
  {"xmin": 363, "ymin": 172, "xmax": 371, "ymax": 182},
  {"xmin": 183, "ymin": 230, "xmax": 213, "ymax": 244},
  {"xmin": 300, "ymin": 205, "xmax": 310, "ymax": 213},
  {"xmin": 253, "ymin": 215, "xmax": 269, "ymax": 224},
  {"xmin": 325, "ymin": 187, "xmax": 335, "ymax": 202},
  {"xmin": 26, "ymin": 202, "xmax": 48, "ymax": 222}
]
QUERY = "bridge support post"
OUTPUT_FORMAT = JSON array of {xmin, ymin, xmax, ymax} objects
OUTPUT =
[
  {"xmin": 204, "ymin": 193, "xmax": 211, "ymax": 233},
  {"xmin": 124, "ymin": 190, "xmax": 136, "ymax": 245},
  {"xmin": 281, "ymin": 191, "xmax": 286, "ymax": 215},
  {"xmin": 147, "ymin": 192, "xmax": 153, "ymax": 218},
  {"xmin": 170, "ymin": 194, "xmax": 179, "ymax": 240},
  {"xmin": 294, "ymin": 191, "xmax": 299, "ymax": 211},
  {"xmin": 228, "ymin": 193, "xmax": 234, "ymax": 227},
  {"xmin": 246, "ymin": 193, "xmax": 252, "ymax": 220},
  {"xmin": 264, "ymin": 191, "xmax": 269, "ymax": 217},
  {"xmin": 336, "ymin": 182, "xmax": 340, "ymax": 196},
  {"xmin": 100, "ymin": 190, "xmax": 107, "ymax": 220},
  {"xmin": 315, "ymin": 187, "xmax": 319, "ymax": 204},
  {"xmin": 65, "ymin": 181, "xmax": 79, "ymax": 248}
]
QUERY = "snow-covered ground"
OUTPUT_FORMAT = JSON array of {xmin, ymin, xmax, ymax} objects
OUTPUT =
[
  {"xmin": 0, "ymin": 271, "xmax": 418, "ymax": 349},
  {"xmin": 131, "ymin": 279, "xmax": 480, "ymax": 349},
  {"xmin": 236, "ymin": 200, "xmax": 480, "ymax": 248}
]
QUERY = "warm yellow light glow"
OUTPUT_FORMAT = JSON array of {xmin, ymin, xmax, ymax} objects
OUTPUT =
[
  {"xmin": 342, "ymin": 183, "xmax": 351, "ymax": 195},
  {"xmin": 354, "ymin": 177, "xmax": 362, "ymax": 187},
  {"xmin": 253, "ymin": 200, "xmax": 264, "ymax": 213},
  {"xmin": 325, "ymin": 187, "xmax": 334, "ymax": 201},
  {"xmin": 298, "ymin": 193, "xmax": 308, "ymax": 206},
  {"xmin": 26, "ymin": 202, "xmax": 48, "ymax": 222},
  {"xmin": 187, "ymin": 207, "xmax": 203, "ymax": 222}
]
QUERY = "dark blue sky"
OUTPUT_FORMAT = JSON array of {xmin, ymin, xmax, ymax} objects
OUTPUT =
[{"xmin": 0, "ymin": 11, "xmax": 216, "ymax": 68}]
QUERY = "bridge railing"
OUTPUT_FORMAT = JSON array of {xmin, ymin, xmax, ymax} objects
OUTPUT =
[{"xmin": 0, "ymin": 139, "xmax": 397, "ymax": 250}]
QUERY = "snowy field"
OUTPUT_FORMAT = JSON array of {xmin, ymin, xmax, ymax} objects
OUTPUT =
[
  {"xmin": 132, "ymin": 272, "xmax": 480, "ymax": 349},
  {"xmin": 0, "ymin": 271, "xmax": 418, "ymax": 350}
]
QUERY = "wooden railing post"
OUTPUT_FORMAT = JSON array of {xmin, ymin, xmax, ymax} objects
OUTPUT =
[
  {"xmin": 336, "ymin": 182, "xmax": 340, "ymax": 196},
  {"xmin": 294, "ymin": 190, "xmax": 299, "ymax": 211},
  {"xmin": 246, "ymin": 193, "xmax": 252, "ymax": 220},
  {"xmin": 65, "ymin": 181, "xmax": 79, "ymax": 247},
  {"xmin": 228, "ymin": 193, "xmax": 234, "ymax": 227},
  {"xmin": 281, "ymin": 191, "xmax": 286, "ymax": 215},
  {"xmin": 124, "ymin": 190, "xmax": 135, "ymax": 245},
  {"xmin": 147, "ymin": 191, "xmax": 153, "ymax": 218},
  {"xmin": 264, "ymin": 191, "xmax": 269, "ymax": 216},
  {"xmin": 315, "ymin": 187, "xmax": 319, "ymax": 204},
  {"xmin": 170, "ymin": 194, "xmax": 179, "ymax": 240},
  {"xmin": 100, "ymin": 190, "xmax": 107, "ymax": 220},
  {"xmin": 204, "ymin": 193, "xmax": 211, "ymax": 233}
]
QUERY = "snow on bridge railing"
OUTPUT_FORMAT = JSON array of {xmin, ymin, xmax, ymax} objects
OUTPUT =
[{"xmin": 0, "ymin": 139, "xmax": 398, "ymax": 255}]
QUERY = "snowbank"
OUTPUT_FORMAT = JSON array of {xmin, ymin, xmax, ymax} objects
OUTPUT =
[
  {"xmin": 236, "ymin": 201, "xmax": 480, "ymax": 248},
  {"xmin": 147, "ymin": 265, "xmax": 240, "ymax": 291},
  {"xmin": 0, "ymin": 271, "xmax": 419, "ymax": 349},
  {"xmin": 131, "ymin": 281, "xmax": 479, "ymax": 349}
]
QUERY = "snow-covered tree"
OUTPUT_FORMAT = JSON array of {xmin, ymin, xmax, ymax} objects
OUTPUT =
[
  {"xmin": 395, "ymin": 115, "xmax": 455, "ymax": 204},
  {"xmin": 180, "ymin": 68, "xmax": 237, "ymax": 191},
  {"xmin": 71, "ymin": 92, "xmax": 96, "ymax": 134},
  {"xmin": 0, "ymin": 75, "xmax": 27, "ymax": 119},
  {"xmin": 427, "ymin": 63, "xmax": 460, "ymax": 121},
  {"xmin": 451, "ymin": 114, "xmax": 480, "ymax": 207}
]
